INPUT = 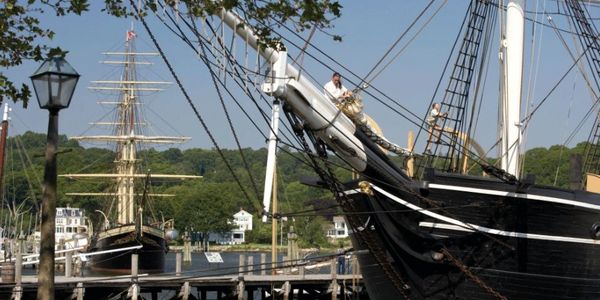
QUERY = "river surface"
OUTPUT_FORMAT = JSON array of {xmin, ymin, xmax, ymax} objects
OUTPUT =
[{"xmin": 25, "ymin": 251, "xmax": 312, "ymax": 276}]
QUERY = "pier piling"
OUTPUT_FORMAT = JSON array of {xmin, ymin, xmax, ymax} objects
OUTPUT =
[
  {"xmin": 238, "ymin": 254, "xmax": 245, "ymax": 276},
  {"xmin": 260, "ymin": 253, "xmax": 266, "ymax": 275},
  {"xmin": 176, "ymin": 252, "xmax": 182, "ymax": 276},
  {"xmin": 3, "ymin": 253, "xmax": 364, "ymax": 299},
  {"xmin": 330, "ymin": 259, "xmax": 338, "ymax": 300},
  {"xmin": 131, "ymin": 254, "xmax": 138, "ymax": 278},
  {"xmin": 65, "ymin": 251, "xmax": 72, "ymax": 278},
  {"xmin": 247, "ymin": 256, "xmax": 254, "ymax": 275},
  {"xmin": 282, "ymin": 281, "xmax": 290, "ymax": 300}
]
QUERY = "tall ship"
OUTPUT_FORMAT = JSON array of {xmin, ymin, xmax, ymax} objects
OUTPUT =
[
  {"xmin": 62, "ymin": 29, "xmax": 199, "ymax": 273},
  {"xmin": 129, "ymin": 0, "xmax": 600, "ymax": 298}
]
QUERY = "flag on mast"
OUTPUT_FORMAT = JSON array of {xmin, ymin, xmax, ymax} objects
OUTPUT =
[{"xmin": 126, "ymin": 31, "xmax": 136, "ymax": 41}]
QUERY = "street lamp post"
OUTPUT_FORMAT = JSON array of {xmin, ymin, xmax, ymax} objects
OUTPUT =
[{"xmin": 30, "ymin": 57, "xmax": 79, "ymax": 300}]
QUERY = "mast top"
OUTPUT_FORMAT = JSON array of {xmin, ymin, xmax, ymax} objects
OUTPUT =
[{"xmin": 2, "ymin": 104, "xmax": 9, "ymax": 122}]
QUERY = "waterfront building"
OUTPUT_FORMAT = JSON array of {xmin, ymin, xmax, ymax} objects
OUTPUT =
[
  {"xmin": 326, "ymin": 216, "xmax": 349, "ymax": 239},
  {"xmin": 209, "ymin": 209, "xmax": 254, "ymax": 245}
]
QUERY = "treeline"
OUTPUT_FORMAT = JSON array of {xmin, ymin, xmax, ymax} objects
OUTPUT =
[
  {"xmin": 1, "ymin": 131, "xmax": 590, "ymax": 247},
  {"xmin": 5, "ymin": 131, "xmax": 348, "ymax": 247}
]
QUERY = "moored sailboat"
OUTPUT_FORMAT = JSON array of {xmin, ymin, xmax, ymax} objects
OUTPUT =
[{"xmin": 62, "ymin": 29, "xmax": 200, "ymax": 274}]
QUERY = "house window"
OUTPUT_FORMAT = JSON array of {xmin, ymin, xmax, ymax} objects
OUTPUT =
[{"xmin": 233, "ymin": 233, "xmax": 243, "ymax": 239}]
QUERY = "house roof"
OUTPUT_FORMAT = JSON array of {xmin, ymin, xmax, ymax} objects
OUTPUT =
[{"xmin": 234, "ymin": 209, "xmax": 252, "ymax": 217}]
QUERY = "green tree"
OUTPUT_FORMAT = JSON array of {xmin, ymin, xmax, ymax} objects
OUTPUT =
[{"xmin": 166, "ymin": 181, "xmax": 240, "ymax": 246}]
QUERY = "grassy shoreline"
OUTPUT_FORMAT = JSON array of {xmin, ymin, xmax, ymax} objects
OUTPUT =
[{"xmin": 169, "ymin": 242, "xmax": 348, "ymax": 253}]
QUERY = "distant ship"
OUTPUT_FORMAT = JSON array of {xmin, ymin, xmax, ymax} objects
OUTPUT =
[{"xmin": 62, "ymin": 29, "xmax": 199, "ymax": 273}]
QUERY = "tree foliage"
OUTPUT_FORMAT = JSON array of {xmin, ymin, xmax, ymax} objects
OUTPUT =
[
  {"xmin": 1, "ymin": 0, "xmax": 341, "ymax": 105},
  {"xmin": 4, "ymin": 131, "xmax": 593, "ymax": 247}
]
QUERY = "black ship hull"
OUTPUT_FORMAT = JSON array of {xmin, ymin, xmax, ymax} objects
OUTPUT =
[
  {"xmin": 88, "ymin": 225, "xmax": 167, "ymax": 274},
  {"xmin": 334, "ymin": 132, "xmax": 600, "ymax": 299}
]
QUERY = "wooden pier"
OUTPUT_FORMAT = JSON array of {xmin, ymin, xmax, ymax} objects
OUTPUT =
[{"xmin": 0, "ymin": 252, "xmax": 366, "ymax": 300}]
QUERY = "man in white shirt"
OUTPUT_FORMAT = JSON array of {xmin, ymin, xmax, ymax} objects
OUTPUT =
[
  {"xmin": 425, "ymin": 102, "xmax": 447, "ymax": 153},
  {"xmin": 324, "ymin": 72, "xmax": 351, "ymax": 103}
]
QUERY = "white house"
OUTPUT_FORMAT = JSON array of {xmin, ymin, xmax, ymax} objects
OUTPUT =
[
  {"xmin": 326, "ymin": 216, "xmax": 349, "ymax": 239},
  {"xmin": 32, "ymin": 206, "xmax": 89, "ymax": 251},
  {"xmin": 55, "ymin": 206, "xmax": 88, "ymax": 248},
  {"xmin": 233, "ymin": 209, "xmax": 253, "ymax": 231},
  {"xmin": 209, "ymin": 209, "xmax": 253, "ymax": 245}
]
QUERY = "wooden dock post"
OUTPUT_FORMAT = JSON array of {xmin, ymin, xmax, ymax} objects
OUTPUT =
[
  {"xmin": 260, "ymin": 253, "xmax": 266, "ymax": 275},
  {"xmin": 183, "ymin": 233, "xmax": 192, "ymax": 264},
  {"xmin": 177, "ymin": 282, "xmax": 190, "ymax": 300},
  {"xmin": 237, "ymin": 280, "xmax": 245, "ymax": 300},
  {"xmin": 282, "ymin": 281, "xmax": 291, "ymax": 300},
  {"xmin": 15, "ymin": 247, "xmax": 22, "ymax": 285},
  {"xmin": 72, "ymin": 282, "xmax": 84, "ymax": 300},
  {"xmin": 12, "ymin": 248, "xmax": 22, "ymax": 300},
  {"xmin": 65, "ymin": 251, "xmax": 72, "ymax": 278},
  {"xmin": 176, "ymin": 252, "xmax": 182, "ymax": 276},
  {"xmin": 330, "ymin": 258, "xmax": 338, "ymax": 300},
  {"xmin": 239, "ymin": 253, "xmax": 245, "ymax": 277},
  {"xmin": 129, "ymin": 284, "xmax": 139, "ymax": 300},
  {"xmin": 131, "ymin": 254, "xmax": 139, "ymax": 278},
  {"xmin": 237, "ymin": 254, "xmax": 246, "ymax": 300},
  {"xmin": 130, "ymin": 253, "xmax": 139, "ymax": 300},
  {"xmin": 352, "ymin": 254, "xmax": 359, "ymax": 296},
  {"xmin": 247, "ymin": 255, "xmax": 254, "ymax": 275}
]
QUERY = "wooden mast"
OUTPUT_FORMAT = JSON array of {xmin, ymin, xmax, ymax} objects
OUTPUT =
[
  {"xmin": 0, "ymin": 104, "xmax": 10, "ymax": 194},
  {"xmin": 271, "ymin": 170, "xmax": 278, "ymax": 275},
  {"xmin": 61, "ymin": 30, "xmax": 200, "ymax": 227}
]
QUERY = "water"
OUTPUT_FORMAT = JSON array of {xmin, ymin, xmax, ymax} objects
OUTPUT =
[
  {"xmin": 162, "ymin": 251, "xmax": 288, "ymax": 277},
  {"xmin": 23, "ymin": 251, "xmax": 294, "ymax": 276}
]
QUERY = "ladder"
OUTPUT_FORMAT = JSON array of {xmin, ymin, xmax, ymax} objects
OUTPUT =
[
  {"xmin": 564, "ymin": 1, "xmax": 600, "ymax": 177},
  {"xmin": 422, "ymin": 0, "xmax": 496, "ymax": 173}
]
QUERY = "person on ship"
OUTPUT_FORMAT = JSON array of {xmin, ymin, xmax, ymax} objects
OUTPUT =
[
  {"xmin": 324, "ymin": 72, "xmax": 352, "ymax": 104},
  {"xmin": 425, "ymin": 102, "xmax": 448, "ymax": 154}
]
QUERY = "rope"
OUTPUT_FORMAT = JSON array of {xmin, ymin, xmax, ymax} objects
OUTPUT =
[
  {"xmin": 366, "ymin": 0, "xmax": 448, "ymax": 84},
  {"xmin": 129, "ymin": 0, "xmax": 261, "ymax": 213},
  {"xmin": 154, "ymin": 5, "xmax": 345, "ymax": 181},
  {"xmin": 359, "ymin": 0, "xmax": 436, "ymax": 87}
]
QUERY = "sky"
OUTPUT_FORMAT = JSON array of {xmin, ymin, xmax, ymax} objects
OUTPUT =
[{"xmin": 3, "ymin": 1, "xmax": 599, "ymax": 156}]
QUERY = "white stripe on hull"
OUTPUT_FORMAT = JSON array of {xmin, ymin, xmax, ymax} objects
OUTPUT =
[
  {"xmin": 370, "ymin": 184, "xmax": 600, "ymax": 245},
  {"xmin": 418, "ymin": 222, "xmax": 600, "ymax": 244},
  {"xmin": 428, "ymin": 183, "xmax": 600, "ymax": 211}
]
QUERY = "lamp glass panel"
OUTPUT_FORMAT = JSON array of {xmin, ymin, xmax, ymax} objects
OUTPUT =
[
  {"xmin": 32, "ymin": 74, "xmax": 50, "ymax": 108},
  {"xmin": 49, "ymin": 75, "xmax": 61, "ymax": 106},
  {"xmin": 59, "ymin": 76, "xmax": 78, "ymax": 107}
]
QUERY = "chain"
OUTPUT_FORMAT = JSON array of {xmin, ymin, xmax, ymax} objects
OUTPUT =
[{"xmin": 440, "ymin": 248, "xmax": 507, "ymax": 300}]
